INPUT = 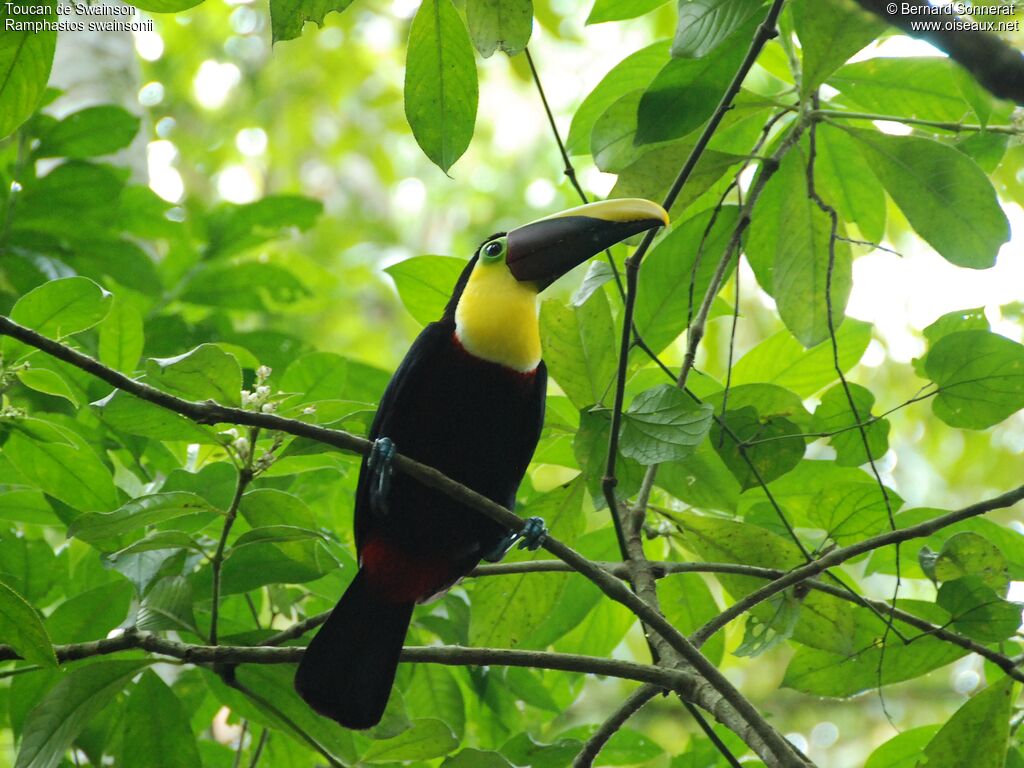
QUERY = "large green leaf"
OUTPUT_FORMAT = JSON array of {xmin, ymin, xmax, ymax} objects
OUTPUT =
[
  {"xmin": 811, "ymin": 383, "xmax": 890, "ymax": 467},
  {"xmin": 539, "ymin": 290, "xmax": 617, "ymax": 410},
  {"xmin": 3, "ymin": 276, "xmax": 111, "ymax": 358},
  {"xmin": 919, "ymin": 677, "xmax": 1014, "ymax": 768},
  {"xmin": 469, "ymin": 480, "xmax": 584, "ymax": 649},
  {"xmin": 0, "ymin": 3, "xmax": 56, "ymax": 139},
  {"xmin": 385, "ymin": 256, "xmax": 468, "ymax": 326},
  {"xmin": 730, "ymin": 319, "xmax": 871, "ymax": 397},
  {"xmin": 269, "ymin": 0, "xmax": 355, "ymax": 42},
  {"xmin": 566, "ymin": 41, "xmax": 669, "ymax": 155},
  {"xmin": 15, "ymin": 661, "xmax": 149, "ymax": 768},
  {"xmin": 46, "ymin": 581, "xmax": 133, "ymax": 644},
  {"xmin": 620, "ymin": 385, "xmax": 713, "ymax": 465},
  {"xmin": 136, "ymin": 576, "xmax": 199, "ymax": 635},
  {"xmin": 181, "ymin": 261, "xmax": 310, "ymax": 310},
  {"xmin": 466, "ymin": 0, "xmax": 533, "ymax": 57},
  {"xmin": 633, "ymin": 205, "xmax": 740, "ymax": 356},
  {"xmin": 362, "ymin": 718, "xmax": 459, "ymax": 763},
  {"xmin": 121, "ymin": 671, "xmax": 201, "ymax": 768},
  {"xmin": 99, "ymin": 297, "xmax": 144, "ymax": 374},
  {"xmin": 672, "ymin": 0, "xmax": 763, "ymax": 59},
  {"xmin": 843, "ymin": 127, "xmax": 1009, "ymax": 268},
  {"xmin": 0, "ymin": 579, "xmax": 56, "ymax": 667},
  {"xmin": 204, "ymin": 196, "xmax": 323, "ymax": 259},
  {"xmin": 924, "ymin": 330, "xmax": 1024, "ymax": 429},
  {"xmin": 4, "ymin": 431, "xmax": 119, "ymax": 514},
  {"xmin": 68, "ymin": 492, "xmax": 219, "ymax": 544},
  {"xmin": 746, "ymin": 140, "xmax": 851, "ymax": 347},
  {"xmin": 404, "ymin": 665, "xmax": 466, "ymax": 739},
  {"xmin": 34, "ymin": 106, "xmax": 140, "ymax": 159},
  {"xmin": 92, "ymin": 390, "xmax": 222, "ymax": 444},
  {"xmin": 829, "ymin": 57, "xmax": 992, "ymax": 124},
  {"xmin": 814, "ymin": 124, "xmax": 886, "ymax": 244},
  {"xmin": 864, "ymin": 726, "xmax": 941, "ymax": 768},
  {"xmin": 791, "ymin": 0, "xmax": 884, "ymax": 91},
  {"xmin": 635, "ymin": 16, "xmax": 756, "ymax": 145},
  {"xmin": 146, "ymin": 344, "xmax": 242, "ymax": 405},
  {"xmin": 936, "ymin": 577, "xmax": 1021, "ymax": 642},
  {"xmin": 404, "ymin": 0, "xmax": 478, "ymax": 173}
]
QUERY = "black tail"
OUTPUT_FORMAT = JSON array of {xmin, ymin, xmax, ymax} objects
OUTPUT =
[{"xmin": 294, "ymin": 569, "xmax": 414, "ymax": 729}]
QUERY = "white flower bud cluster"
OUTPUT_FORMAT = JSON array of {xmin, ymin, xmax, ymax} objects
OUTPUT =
[{"xmin": 240, "ymin": 365, "xmax": 280, "ymax": 413}]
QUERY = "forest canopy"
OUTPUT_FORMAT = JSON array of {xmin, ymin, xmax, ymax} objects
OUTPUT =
[{"xmin": 1, "ymin": 0, "xmax": 1024, "ymax": 766}]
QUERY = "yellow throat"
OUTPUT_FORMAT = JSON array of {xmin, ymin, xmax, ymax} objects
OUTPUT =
[{"xmin": 454, "ymin": 260, "xmax": 541, "ymax": 372}]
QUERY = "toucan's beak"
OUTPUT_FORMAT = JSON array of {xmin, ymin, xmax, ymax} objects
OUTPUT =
[{"xmin": 505, "ymin": 198, "xmax": 670, "ymax": 289}]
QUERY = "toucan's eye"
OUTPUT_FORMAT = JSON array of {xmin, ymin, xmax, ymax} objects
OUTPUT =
[{"xmin": 481, "ymin": 238, "xmax": 506, "ymax": 262}]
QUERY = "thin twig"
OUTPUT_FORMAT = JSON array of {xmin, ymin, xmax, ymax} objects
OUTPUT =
[
  {"xmin": 573, "ymin": 684, "xmax": 661, "ymax": 768},
  {"xmin": 210, "ymin": 457, "xmax": 255, "ymax": 646},
  {"xmin": 812, "ymin": 109, "xmax": 1023, "ymax": 135}
]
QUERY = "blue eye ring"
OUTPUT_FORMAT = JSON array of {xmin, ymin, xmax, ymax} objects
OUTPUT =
[{"xmin": 481, "ymin": 238, "xmax": 506, "ymax": 261}]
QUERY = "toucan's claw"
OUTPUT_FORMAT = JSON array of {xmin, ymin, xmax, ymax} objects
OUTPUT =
[
  {"xmin": 518, "ymin": 517, "xmax": 548, "ymax": 551},
  {"xmin": 482, "ymin": 516, "xmax": 548, "ymax": 562},
  {"xmin": 367, "ymin": 437, "xmax": 395, "ymax": 517}
]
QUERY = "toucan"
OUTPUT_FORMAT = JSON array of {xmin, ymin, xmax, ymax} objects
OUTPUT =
[{"xmin": 294, "ymin": 198, "xmax": 669, "ymax": 729}]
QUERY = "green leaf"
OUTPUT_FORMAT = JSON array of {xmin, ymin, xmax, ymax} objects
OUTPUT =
[
  {"xmin": 936, "ymin": 577, "xmax": 1021, "ymax": 642},
  {"xmin": 573, "ymin": 408, "xmax": 644, "ymax": 510},
  {"xmin": 47, "ymin": 581, "xmax": 133, "ymax": 644},
  {"xmin": 610, "ymin": 143, "xmax": 745, "ymax": 214},
  {"xmin": 121, "ymin": 671, "xmax": 201, "ymax": 768},
  {"xmin": 4, "ymin": 276, "xmax": 111, "ymax": 358},
  {"xmin": 0, "ymin": 487, "xmax": 57, "ymax": 525},
  {"xmin": 925, "ymin": 330, "xmax": 1024, "ymax": 429},
  {"xmin": 181, "ymin": 261, "xmax": 310, "ymax": 310},
  {"xmin": 137, "ymin": 576, "xmax": 199, "ymax": 634},
  {"xmin": 658, "ymin": 571, "xmax": 724, "ymax": 665},
  {"xmin": 15, "ymin": 660, "xmax": 149, "ymax": 768},
  {"xmin": 633, "ymin": 205, "xmax": 740, "ymax": 356},
  {"xmin": 539, "ymin": 290, "xmax": 617, "ymax": 410},
  {"xmin": 0, "ymin": 3, "xmax": 56, "ymax": 139},
  {"xmin": 68, "ymin": 492, "xmax": 219, "ymax": 544},
  {"xmin": 16, "ymin": 367, "xmax": 79, "ymax": 406},
  {"xmin": 4, "ymin": 431, "xmax": 119, "ymax": 514},
  {"xmin": 0, "ymin": 579, "xmax": 56, "ymax": 667},
  {"xmin": 933, "ymin": 532, "xmax": 1009, "ymax": 593},
  {"xmin": 635, "ymin": 16, "xmax": 756, "ymax": 145},
  {"xmin": 404, "ymin": 665, "xmax": 466, "ymax": 739},
  {"xmin": 783, "ymin": 622, "xmax": 966, "ymax": 697},
  {"xmin": 811, "ymin": 383, "xmax": 889, "ymax": 467},
  {"xmin": 829, "ymin": 57, "xmax": 990, "ymax": 124},
  {"xmin": 656, "ymin": 440, "xmax": 740, "ymax": 512},
  {"xmin": 205, "ymin": 196, "xmax": 323, "ymax": 259},
  {"xmin": 34, "ymin": 106, "xmax": 140, "ymax": 158},
  {"xmin": 924, "ymin": 307, "xmax": 989, "ymax": 345},
  {"xmin": 807, "ymin": 481, "xmax": 895, "ymax": 544},
  {"xmin": 466, "ymin": 0, "xmax": 533, "ymax": 57},
  {"xmin": 363, "ymin": 718, "xmax": 459, "ymax": 762},
  {"xmin": 99, "ymin": 297, "xmax": 145, "ymax": 373},
  {"xmin": 814, "ymin": 124, "xmax": 886, "ymax": 244},
  {"xmin": 746, "ymin": 139, "xmax": 851, "ymax": 346},
  {"xmin": 269, "ymin": 0, "xmax": 354, "ymax": 43},
  {"xmin": 13, "ymin": 161, "xmax": 125, "ymax": 242},
  {"xmin": 205, "ymin": 665, "xmax": 356, "ymax": 763},
  {"xmin": 730, "ymin": 319, "xmax": 871, "ymax": 397},
  {"xmin": 865, "ymin": 726, "xmax": 941, "ymax": 768},
  {"xmin": 469, "ymin": 480, "xmax": 584, "ymax": 648},
  {"xmin": 587, "ymin": 0, "xmax": 670, "ymax": 24},
  {"xmin": 843, "ymin": 127, "xmax": 1010, "ymax": 268},
  {"xmin": 231, "ymin": 525, "xmax": 323, "ymax": 549},
  {"xmin": 920, "ymin": 677, "xmax": 1014, "ymax": 768},
  {"xmin": 791, "ymin": 0, "xmax": 884, "ymax": 91},
  {"xmin": 620, "ymin": 385, "xmax": 714, "ymax": 465},
  {"xmin": 385, "ymin": 256, "xmax": 468, "ymax": 326},
  {"xmin": 146, "ymin": 344, "xmax": 243, "ymax": 405},
  {"xmin": 404, "ymin": 0, "xmax": 479, "ymax": 173},
  {"xmin": 92, "ymin": 390, "xmax": 222, "ymax": 444},
  {"xmin": 672, "ymin": 0, "xmax": 763, "ymax": 58},
  {"xmin": 566, "ymin": 41, "xmax": 669, "ymax": 155}
]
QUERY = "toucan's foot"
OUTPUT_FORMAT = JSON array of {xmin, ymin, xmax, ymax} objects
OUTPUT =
[
  {"xmin": 482, "ymin": 516, "xmax": 548, "ymax": 562},
  {"xmin": 518, "ymin": 516, "xmax": 548, "ymax": 552},
  {"xmin": 367, "ymin": 437, "xmax": 395, "ymax": 516}
]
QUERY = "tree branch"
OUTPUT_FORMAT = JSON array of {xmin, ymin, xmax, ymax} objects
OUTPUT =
[
  {"xmin": 573, "ymin": 684, "xmax": 661, "ymax": 768},
  {"xmin": 690, "ymin": 483, "xmax": 1024, "ymax": 646},
  {"xmin": 854, "ymin": 0, "xmax": 1024, "ymax": 105}
]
